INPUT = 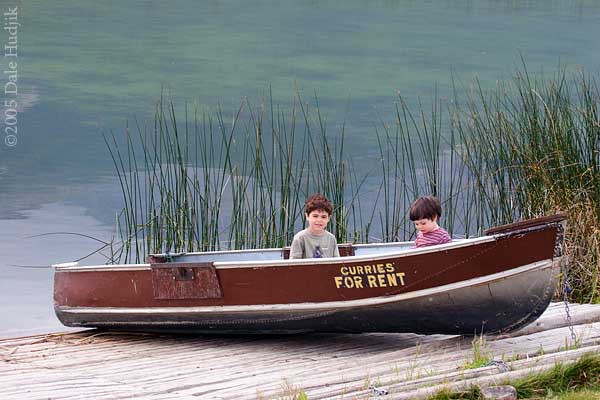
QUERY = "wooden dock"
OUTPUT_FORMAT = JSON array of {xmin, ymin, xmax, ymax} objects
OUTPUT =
[{"xmin": 1, "ymin": 303, "xmax": 600, "ymax": 399}]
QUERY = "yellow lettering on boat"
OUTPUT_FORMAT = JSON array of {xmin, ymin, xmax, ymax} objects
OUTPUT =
[
  {"xmin": 367, "ymin": 275, "xmax": 377, "ymax": 288},
  {"xmin": 386, "ymin": 273, "xmax": 397, "ymax": 286},
  {"xmin": 344, "ymin": 276, "xmax": 355, "ymax": 288},
  {"xmin": 334, "ymin": 276, "xmax": 343, "ymax": 288},
  {"xmin": 333, "ymin": 263, "xmax": 407, "ymax": 289},
  {"xmin": 353, "ymin": 275, "xmax": 364, "ymax": 288},
  {"xmin": 396, "ymin": 272, "xmax": 405, "ymax": 285}
]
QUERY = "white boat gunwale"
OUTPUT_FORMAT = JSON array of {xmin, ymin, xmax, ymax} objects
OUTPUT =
[
  {"xmin": 53, "ymin": 236, "xmax": 495, "ymax": 273},
  {"xmin": 56, "ymin": 257, "xmax": 558, "ymax": 315}
]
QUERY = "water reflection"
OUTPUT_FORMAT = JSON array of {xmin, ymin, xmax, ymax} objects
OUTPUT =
[
  {"xmin": 0, "ymin": 202, "xmax": 114, "ymax": 335},
  {"xmin": 1, "ymin": 0, "xmax": 600, "ymax": 336}
]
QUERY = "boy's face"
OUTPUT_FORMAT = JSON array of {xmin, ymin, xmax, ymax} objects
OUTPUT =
[
  {"xmin": 306, "ymin": 209, "xmax": 330, "ymax": 235},
  {"xmin": 413, "ymin": 217, "xmax": 438, "ymax": 234}
]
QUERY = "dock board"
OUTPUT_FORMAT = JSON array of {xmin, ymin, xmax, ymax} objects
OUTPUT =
[{"xmin": 1, "ymin": 303, "xmax": 600, "ymax": 399}]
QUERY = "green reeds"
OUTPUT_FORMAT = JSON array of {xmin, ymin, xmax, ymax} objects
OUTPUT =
[
  {"xmin": 453, "ymin": 66, "xmax": 600, "ymax": 302},
  {"xmin": 107, "ymin": 65, "xmax": 600, "ymax": 302},
  {"xmin": 108, "ymin": 90, "xmax": 476, "ymax": 264},
  {"xmin": 375, "ymin": 92, "xmax": 467, "ymax": 242},
  {"xmin": 107, "ymin": 92, "xmax": 364, "ymax": 263}
]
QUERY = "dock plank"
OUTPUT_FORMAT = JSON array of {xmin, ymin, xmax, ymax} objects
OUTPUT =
[{"xmin": 1, "ymin": 303, "xmax": 600, "ymax": 399}]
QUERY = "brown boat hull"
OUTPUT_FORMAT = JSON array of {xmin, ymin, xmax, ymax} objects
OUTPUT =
[
  {"xmin": 55, "ymin": 259, "xmax": 559, "ymax": 335},
  {"xmin": 53, "ymin": 214, "xmax": 566, "ymax": 335}
]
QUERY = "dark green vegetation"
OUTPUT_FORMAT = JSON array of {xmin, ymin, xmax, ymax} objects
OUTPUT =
[
  {"xmin": 428, "ymin": 353, "xmax": 600, "ymax": 399},
  {"xmin": 452, "ymin": 67, "xmax": 600, "ymax": 303},
  {"xmin": 108, "ymin": 66, "xmax": 599, "ymax": 302}
]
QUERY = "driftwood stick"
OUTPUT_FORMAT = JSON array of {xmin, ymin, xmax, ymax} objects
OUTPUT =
[{"xmin": 498, "ymin": 305, "xmax": 600, "ymax": 338}]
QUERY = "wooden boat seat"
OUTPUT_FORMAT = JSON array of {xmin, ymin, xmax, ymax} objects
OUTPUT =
[{"xmin": 281, "ymin": 243, "xmax": 356, "ymax": 259}]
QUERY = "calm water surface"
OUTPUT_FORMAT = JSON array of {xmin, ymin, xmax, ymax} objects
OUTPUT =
[{"xmin": 1, "ymin": 0, "xmax": 599, "ymax": 337}]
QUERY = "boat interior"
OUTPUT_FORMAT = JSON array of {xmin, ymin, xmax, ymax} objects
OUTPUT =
[
  {"xmin": 142, "ymin": 214, "xmax": 567, "ymax": 265},
  {"xmin": 147, "ymin": 239, "xmax": 470, "ymax": 264}
]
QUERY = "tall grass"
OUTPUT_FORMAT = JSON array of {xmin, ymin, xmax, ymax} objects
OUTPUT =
[
  {"xmin": 374, "ymin": 94, "xmax": 467, "ymax": 242},
  {"xmin": 107, "ymin": 92, "xmax": 368, "ymax": 261},
  {"xmin": 453, "ymin": 66, "xmax": 600, "ymax": 302},
  {"xmin": 107, "ymin": 90, "xmax": 466, "ymax": 259},
  {"xmin": 107, "ymin": 66, "xmax": 600, "ymax": 302}
]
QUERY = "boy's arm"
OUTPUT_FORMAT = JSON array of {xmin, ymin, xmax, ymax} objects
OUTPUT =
[
  {"xmin": 331, "ymin": 234, "xmax": 340, "ymax": 257},
  {"xmin": 289, "ymin": 235, "xmax": 304, "ymax": 259}
]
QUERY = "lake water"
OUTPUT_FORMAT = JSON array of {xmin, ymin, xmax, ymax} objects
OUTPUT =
[{"xmin": 1, "ymin": 0, "xmax": 599, "ymax": 337}]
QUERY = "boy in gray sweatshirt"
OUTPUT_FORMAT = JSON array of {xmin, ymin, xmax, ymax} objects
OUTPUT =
[{"xmin": 290, "ymin": 194, "xmax": 340, "ymax": 259}]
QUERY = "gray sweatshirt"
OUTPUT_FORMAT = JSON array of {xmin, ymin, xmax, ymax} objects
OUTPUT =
[{"xmin": 289, "ymin": 229, "xmax": 340, "ymax": 259}]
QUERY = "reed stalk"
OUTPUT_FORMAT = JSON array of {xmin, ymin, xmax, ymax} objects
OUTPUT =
[
  {"xmin": 453, "ymin": 65, "xmax": 600, "ymax": 302},
  {"xmin": 107, "ymin": 65, "xmax": 600, "ymax": 302}
]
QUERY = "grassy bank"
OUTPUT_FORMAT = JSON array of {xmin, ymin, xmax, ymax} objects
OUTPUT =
[
  {"xmin": 429, "ymin": 353, "xmax": 600, "ymax": 399},
  {"xmin": 107, "ymin": 66, "xmax": 600, "ymax": 302}
]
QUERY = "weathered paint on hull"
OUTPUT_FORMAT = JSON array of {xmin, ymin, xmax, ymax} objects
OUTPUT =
[
  {"xmin": 53, "ymin": 215, "xmax": 566, "ymax": 334},
  {"xmin": 56, "ymin": 259, "xmax": 560, "ymax": 334},
  {"xmin": 55, "ymin": 258, "xmax": 559, "ymax": 335}
]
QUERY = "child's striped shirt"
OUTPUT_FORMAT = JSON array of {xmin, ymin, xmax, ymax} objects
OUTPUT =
[{"xmin": 415, "ymin": 227, "xmax": 451, "ymax": 248}]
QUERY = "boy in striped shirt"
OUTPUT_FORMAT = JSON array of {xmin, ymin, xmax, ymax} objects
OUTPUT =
[{"xmin": 409, "ymin": 196, "xmax": 452, "ymax": 248}]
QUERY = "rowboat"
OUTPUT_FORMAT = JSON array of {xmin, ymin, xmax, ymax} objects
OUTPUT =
[{"xmin": 53, "ymin": 214, "xmax": 567, "ymax": 335}]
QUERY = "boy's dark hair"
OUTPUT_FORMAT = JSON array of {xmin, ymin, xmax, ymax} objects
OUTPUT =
[
  {"xmin": 305, "ymin": 194, "xmax": 333, "ymax": 216},
  {"xmin": 409, "ymin": 196, "xmax": 442, "ymax": 221}
]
